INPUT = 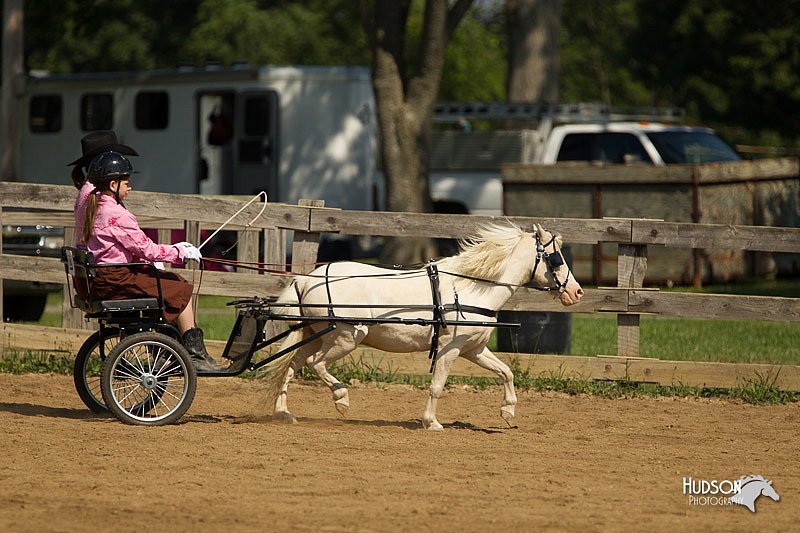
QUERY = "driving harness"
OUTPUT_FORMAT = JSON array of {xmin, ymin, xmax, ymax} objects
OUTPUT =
[{"xmin": 317, "ymin": 231, "xmax": 569, "ymax": 373}]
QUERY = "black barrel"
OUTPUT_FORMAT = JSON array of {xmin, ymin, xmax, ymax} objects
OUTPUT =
[{"xmin": 497, "ymin": 244, "xmax": 573, "ymax": 354}]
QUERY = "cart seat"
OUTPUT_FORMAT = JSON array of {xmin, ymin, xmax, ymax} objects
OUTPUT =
[
  {"xmin": 62, "ymin": 246, "xmax": 166, "ymax": 319},
  {"xmin": 73, "ymin": 294, "xmax": 161, "ymax": 314}
]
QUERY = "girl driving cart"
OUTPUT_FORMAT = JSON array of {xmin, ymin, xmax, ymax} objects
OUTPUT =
[{"xmin": 78, "ymin": 150, "xmax": 224, "ymax": 373}]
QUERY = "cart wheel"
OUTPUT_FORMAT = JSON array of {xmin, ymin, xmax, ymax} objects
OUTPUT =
[
  {"xmin": 74, "ymin": 328, "xmax": 121, "ymax": 413},
  {"xmin": 100, "ymin": 332, "xmax": 197, "ymax": 426}
]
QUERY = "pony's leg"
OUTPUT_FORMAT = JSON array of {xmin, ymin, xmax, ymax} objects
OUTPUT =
[
  {"xmin": 460, "ymin": 346, "xmax": 517, "ymax": 426},
  {"xmin": 273, "ymin": 332, "xmax": 322, "ymax": 423},
  {"xmin": 421, "ymin": 342, "xmax": 462, "ymax": 431},
  {"xmin": 309, "ymin": 324, "xmax": 367, "ymax": 416}
]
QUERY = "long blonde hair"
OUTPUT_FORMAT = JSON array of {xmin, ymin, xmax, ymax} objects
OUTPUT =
[{"xmin": 81, "ymin": 181, "xmax": 111, "ymax": 245}]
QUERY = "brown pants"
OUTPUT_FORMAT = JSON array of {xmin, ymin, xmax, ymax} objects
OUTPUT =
[{"xmin": 78, "ymin": 266, "xmax": 193, "ymax": 324}]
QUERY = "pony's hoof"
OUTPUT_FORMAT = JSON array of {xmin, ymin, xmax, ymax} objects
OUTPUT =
[
  {"xmin": 274, "ymin": 410, "xmax": 297, "ymax": 424},
  {"xmin": 500, "ymin": 405, "xmax": 516, "ymax": 426},
  {"xmin": 333, "ymin": 388, "xmax": 349, "ymax": 416},
  {"xmin": 422, "ymin": 419, "xmax": 444, "ymax": 431},
  {"xmin": 334, "ymin": 399, "xmax": 349, "ymax": 416}
]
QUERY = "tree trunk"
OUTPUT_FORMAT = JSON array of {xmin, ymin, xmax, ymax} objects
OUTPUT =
[
  {"xmin": 1, "ymin": 0, "xmax": 25, "ymax": 181},
  {"xmin": 506, "ymin": 0, "xmax": 560, "ymax": 102},
  {"xmin": 363, "ymin": 0, "xmax": 472, "ymax": 265}
]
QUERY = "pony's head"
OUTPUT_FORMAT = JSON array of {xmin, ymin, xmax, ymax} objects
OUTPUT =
[
  {"xmin": 441, "ymin": 222, "xmax": 583, "ymax": 306},
  {"xmin": 532, "ymin": 223, "xmax": 583, "ymax": 306}
]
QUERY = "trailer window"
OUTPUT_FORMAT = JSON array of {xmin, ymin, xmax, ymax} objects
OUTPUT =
[
  {"xmin": 135, "ymin": 91, "xmax": 169, "ymax": 130},
  {"xmin": 81, "ymin": 93, "xmax": 113, "ymax": 131},
  {"xmin": 244, "ymin": 96, "xmax": 270, "ymax": 136},
  {"xmin": 29, "ymin": 95, "xmax": 62, "ymax": 133}
]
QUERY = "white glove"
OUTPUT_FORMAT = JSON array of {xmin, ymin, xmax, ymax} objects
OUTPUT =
[
  {"xmin": 174, "ymin": 242, "xmax": 202, "ymax": 264},
  {"xmin": 153, "ymin": 261, "xmax": 165, "ymax": 270}
]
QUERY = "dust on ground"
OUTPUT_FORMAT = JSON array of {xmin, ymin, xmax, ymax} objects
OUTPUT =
[{"xmin": 0, "ymin": 373, "xmax": 795, "ymax": 532}]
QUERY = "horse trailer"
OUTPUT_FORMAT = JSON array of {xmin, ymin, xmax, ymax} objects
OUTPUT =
[
  {"xmin": 18, "ymin": 64, "xmax": 381, "ymax": 210},
  {"xmin": 3, "ymin": 65, "xmax": 382, "ymax": 319}
]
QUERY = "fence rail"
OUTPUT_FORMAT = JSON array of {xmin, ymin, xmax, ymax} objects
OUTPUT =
[{"xmin": 2, "ymin": 182, "xmax": 800, "ymax": 390}]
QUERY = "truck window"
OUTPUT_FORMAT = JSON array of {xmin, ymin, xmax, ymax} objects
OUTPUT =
[
  {"xmin": 646, "ymin": 131, "xmax": 741, "ymax": 163},
  {"xmin": 81, "ymin": 93, "xmax": 113, "ymax": 131},
  {"xmin": 557, "ymin": 132, "xmax": 651, "ymax": 164},
  {"xmin": 135, "ymin": 91, "xmax": 169, "ymax": 130},
  {"xmin": 29, "ymin": 95, "xmax": 62, "ymax": 133}
]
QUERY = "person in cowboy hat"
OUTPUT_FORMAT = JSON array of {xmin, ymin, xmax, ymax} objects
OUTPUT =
[
  {"xmin": 68, "ymin": 130, "xmax": 139, "ymax": 189},
  {"xmin": 72, "ymin": 131, "xmax": 140, "ymax": 248},
  {"xmin": 77, "ymin": 150, "xmax": 224, "ymax": 372}
]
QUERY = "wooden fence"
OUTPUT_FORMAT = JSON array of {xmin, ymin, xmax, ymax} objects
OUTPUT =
[
  {"xmin": 502, "ymin": 157, "xmax": 800, "ymax": 286},
  {"xmin": 2, "ymin": 182, "xmax": 800, "ymax": 390}
]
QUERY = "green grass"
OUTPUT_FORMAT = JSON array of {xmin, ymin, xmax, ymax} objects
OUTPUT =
[
  {"xmin": 291, "ymin": 354, "xmax": 800, "ymax": 405},
  {"xmin": 0, "ymin": 350, "xmax": 74, "ymax": 374},
  {"xmin": 570, "ymin": 314, "xmax": 800, "ymax": 365},
  {"xmin": 568, "ymin": 278, "xmax": 800, "ymax": 365}
]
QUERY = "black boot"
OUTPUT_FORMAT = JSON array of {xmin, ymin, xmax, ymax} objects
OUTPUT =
[{"xmin": 182, "ymin": 327, "xmax": 224, "ymax": 373}]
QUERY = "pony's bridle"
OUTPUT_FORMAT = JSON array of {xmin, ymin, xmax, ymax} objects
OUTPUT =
[{"xmin": 533, "ymin": 231, "xmax": 570, "ymax": 293}]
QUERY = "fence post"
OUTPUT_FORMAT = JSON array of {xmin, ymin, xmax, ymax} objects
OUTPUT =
[
  {"xmin": 691, "ymin": 166, "xmax": 703, "ymax": 288},
  {"xmin": 263, "ymin": 227, "xmax": 286, "ymax": 269},
  {"xmin": 617, "ymin": 243, "xmax": 647, "ymax": 357},
  {"xmin": 185, "ymin": 220, "xmax": 200, "ymax": 312},
  {"xmin": 237, "ymin": 228, "xmax": 259, "ymax": 271},
  {"xmin": 157, "ymin": 229, "xmax": 171, "ymax": 248},
  {"xmin": 291, "ymin": 199, "xmax": 324, "ymax": 274}
]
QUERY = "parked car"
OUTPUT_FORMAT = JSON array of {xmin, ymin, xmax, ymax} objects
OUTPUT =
[{"xmin": 2, "ymin": 223, "xmax": 64, "ymax": 321}]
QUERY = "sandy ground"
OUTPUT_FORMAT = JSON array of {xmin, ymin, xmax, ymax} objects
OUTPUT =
[{"xmin": 0, "ymin": 373, "xmax": 796, "ymax": 532}]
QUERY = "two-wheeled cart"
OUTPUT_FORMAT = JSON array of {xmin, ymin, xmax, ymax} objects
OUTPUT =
[{"xmin": 62, "ymin": 247, "xmax": 519, "ymax": 426}]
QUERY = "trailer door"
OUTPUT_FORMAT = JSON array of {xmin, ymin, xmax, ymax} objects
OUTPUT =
[{"xmin": 233, "ymin": 90, "xmax": 279, "ymax": 197}]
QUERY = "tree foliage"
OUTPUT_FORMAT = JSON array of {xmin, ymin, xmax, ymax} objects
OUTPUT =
[
  {"xmin": 559, "ymin": 0, "xmax": 800, "ymax": 145},
  {"xmin": 17, "ymin": 0, "xmax": 800, "ymax": 147}
]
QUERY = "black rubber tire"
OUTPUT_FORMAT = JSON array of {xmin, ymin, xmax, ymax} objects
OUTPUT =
[
  {"xmin": 73, "ymin": 328, "xmax": 121, "ymax": 413},
  {"xmin": 100, "ymin": 332, "xmax": 197, "ymax": 426}
]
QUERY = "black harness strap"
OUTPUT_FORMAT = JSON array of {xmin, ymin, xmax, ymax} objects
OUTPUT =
[
  {"xmin": 426, "ymin": 262, "xmax": 446, "ymax": 372},
  {"xmin": 446, "ymin": 294, "xmax": 497, "ymax": 319},
  {"xmin": 324, "ymin": 263, "xmax": 335, "ymax": 317},
  {"xmin": 424, "ymin": 262, "xmax": 503, "ymax": 373}
]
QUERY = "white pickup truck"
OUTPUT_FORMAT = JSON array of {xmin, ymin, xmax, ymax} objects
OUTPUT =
[{"xmin": 429, "ymin": 103, "xmax": 741, "ymax": 215}]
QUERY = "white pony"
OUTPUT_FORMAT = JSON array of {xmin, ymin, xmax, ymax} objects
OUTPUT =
[{"xmin": 264, "ymin": 223, "xmax": 583, "ymax": 430}]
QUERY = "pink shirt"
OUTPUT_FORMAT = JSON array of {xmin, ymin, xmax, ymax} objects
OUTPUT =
[{"xmin": 83, "ymin": 193, "xmax": 185, "ymax": 265}]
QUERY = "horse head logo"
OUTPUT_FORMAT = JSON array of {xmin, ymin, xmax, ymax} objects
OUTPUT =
[{"xmin": 731, "ymin": 475, "xmax": 780, "ymax": 513}]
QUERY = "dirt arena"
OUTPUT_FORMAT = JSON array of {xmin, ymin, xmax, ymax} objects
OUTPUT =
[{"xmin": 0, "ymin": 373, "xmax": 795, "ymax": 532}]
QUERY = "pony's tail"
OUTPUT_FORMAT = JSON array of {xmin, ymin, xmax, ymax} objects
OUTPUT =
[
  {"xmin": 259, "ymin": 280, "xmax": 304, "ymax": 413},
  {"xmin": 260, "ymin": 327, "xmax": 305, "ymax": 413}
]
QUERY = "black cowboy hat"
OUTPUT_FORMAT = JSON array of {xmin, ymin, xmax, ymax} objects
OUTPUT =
[{"xmin": 68, "ymin": 130, "xmax": 138, "ymax": 168}]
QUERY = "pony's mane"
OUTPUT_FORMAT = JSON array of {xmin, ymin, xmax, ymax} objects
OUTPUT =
[
  {"xmin": 438, "ymin": 223, "xmax": 525, "ymax": 281},
  {"xmin": 739, "ymin": 475, "xmax": 768, "ymax": 485}
]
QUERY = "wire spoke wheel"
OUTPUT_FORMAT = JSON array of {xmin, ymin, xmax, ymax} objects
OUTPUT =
[
  {"xmin": 101, "ymin": 332, "xmax": 196, "ymax": 426},
  {"xmin": 74, "ymin": 328, "xmax": 121, "ymax": 413}
]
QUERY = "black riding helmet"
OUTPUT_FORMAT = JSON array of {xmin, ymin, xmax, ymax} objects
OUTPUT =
[{"xmin": 87, "ymin": 151, "xmax": 138, "ymax": 204}]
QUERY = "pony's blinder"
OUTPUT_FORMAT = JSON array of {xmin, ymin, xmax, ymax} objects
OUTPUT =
[
  {"xmin": 533, "ymin": 231, "xmax": 568, "ymax": 293},
  {"xmin": 544, "ymin": 249, "xmax": 564, "ymax": 269}
]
